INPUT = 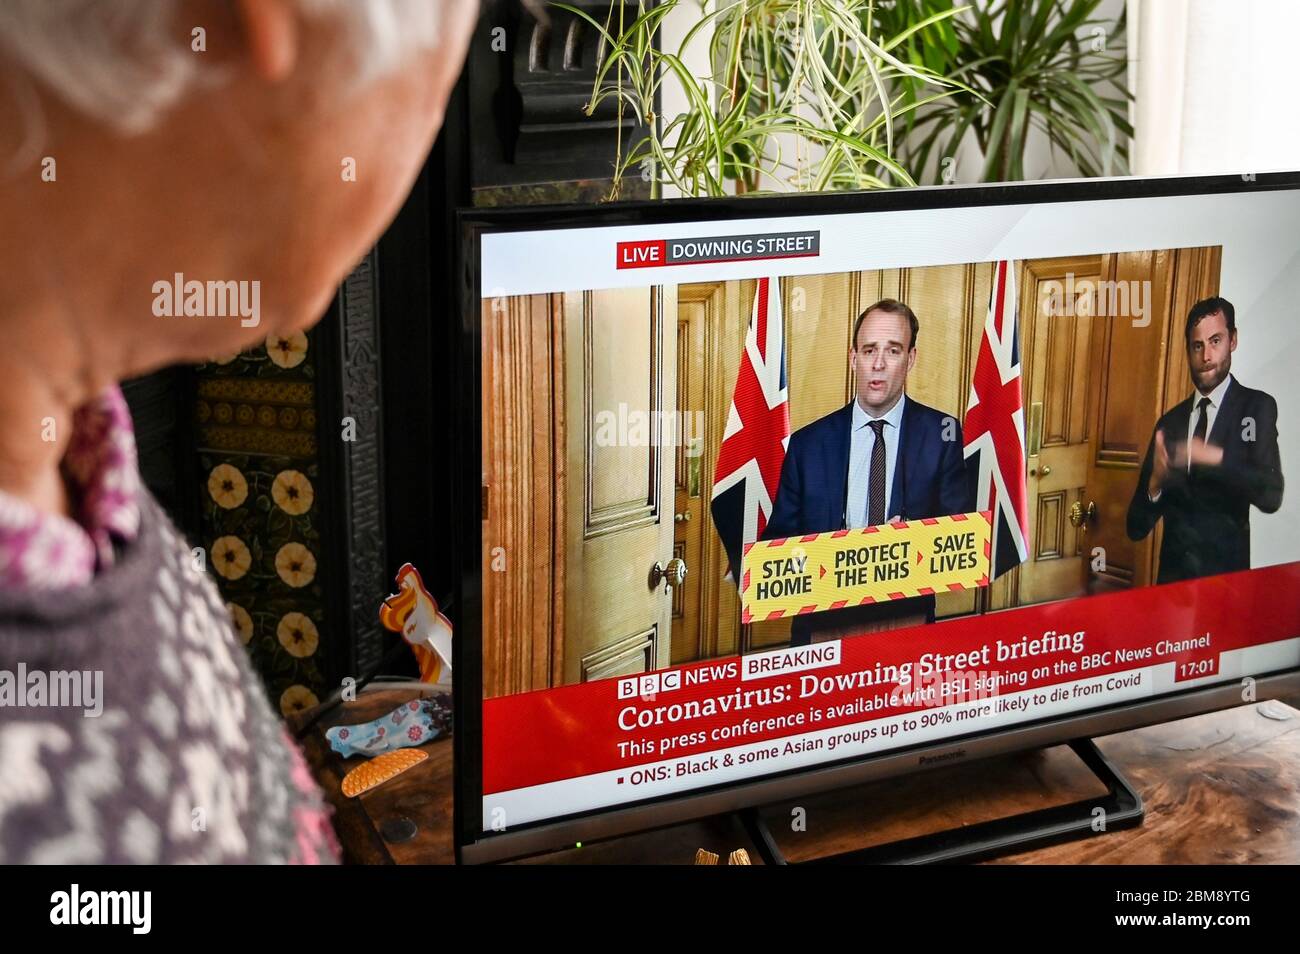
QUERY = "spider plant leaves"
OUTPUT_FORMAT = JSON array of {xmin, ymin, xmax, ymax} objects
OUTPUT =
[
  {"xmin": 568, "ymin": 0, "xmax": 974, "ymax": 197},
  {"xmin": 565, "ymin": 0, "xmax": 1127, "ymax": 197}
]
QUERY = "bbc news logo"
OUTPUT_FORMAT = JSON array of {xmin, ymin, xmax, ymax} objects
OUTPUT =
[
  {"xmin": 617, "ymin": 670, "xmax": 683, "ymax": 699},
  {"xmin": 617, "ymin": 230, "xmax": 820, "ymax": 269}
]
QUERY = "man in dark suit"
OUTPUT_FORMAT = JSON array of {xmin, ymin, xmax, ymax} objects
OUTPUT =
[
  {"xmin": 1127, "ymin": 297, "xmax": 1284, "ymax": 583},
  {"xmin": 765, "ymin": 299, "xmax": 973, "ymax": 645}
]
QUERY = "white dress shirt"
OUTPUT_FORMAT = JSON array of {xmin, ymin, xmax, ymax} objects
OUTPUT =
[
  {"xmin": 846, "ymin": 394, "xmax": 906, "ymax": 527},
  {"xmin": 1184, "ymin": 373, "xmax": 1233, "ymax": 468}
]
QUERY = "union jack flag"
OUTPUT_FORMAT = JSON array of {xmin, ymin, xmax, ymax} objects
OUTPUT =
[
  {"xmin": 963, "ymin": 260, "xmax": 1029, "ymax": 578},
  {"xmin": 711, "ymin": 277, "xmax": 790, "ymax": 580}
]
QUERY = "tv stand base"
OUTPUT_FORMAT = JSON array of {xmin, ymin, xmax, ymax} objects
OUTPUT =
[{"xmin": 739, "ymin": 738, "xmax": 1144, "ymax": 865}]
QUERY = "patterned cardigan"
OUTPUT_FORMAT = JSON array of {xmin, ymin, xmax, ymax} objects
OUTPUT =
[{"xmin": 0, "ymin": 388, "xmax": 338, "ymax": 863}]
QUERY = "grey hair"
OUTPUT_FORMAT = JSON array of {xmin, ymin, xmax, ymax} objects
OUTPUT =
[{"xmin": 0, "ymin": 0, "xmax": 452, "ymax": 138}]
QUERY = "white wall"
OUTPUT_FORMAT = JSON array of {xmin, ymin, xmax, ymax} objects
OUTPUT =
[
  {"xmin": 1217, "ymin": 241, "xmax": 1300, "ymax": 569},
  {"xmin": 658, "ymin": 0, "xmax": 718, "ymax": 199},
  {"xmin": 1130, "ymin": 0, "xmax": 1300, "ymax": 175}
]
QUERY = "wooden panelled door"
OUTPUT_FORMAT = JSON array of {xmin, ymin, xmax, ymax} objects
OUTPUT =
[
  {"xmin": 561, "ymin": 287, "xmax": 679, "ymax": 685},
  {"xmin": 481, "ymin": 292, "xmax": 565, "ymax": 699},
  {"xmin": 671, "ymin": 285, "xmax": 712, "ymax": 665},
  {"xmin": 1017, "ymin": 256, "xmax": 1100, "ymax": 605}
]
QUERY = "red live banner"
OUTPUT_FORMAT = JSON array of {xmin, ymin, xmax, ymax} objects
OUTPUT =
[
  {"xmin": 481, "ymin": 562, "xmax": 1300, "ymax": 795},
  {"xmin": 616, "ymin": 240, "xmax": 667, "ymax": 269}
]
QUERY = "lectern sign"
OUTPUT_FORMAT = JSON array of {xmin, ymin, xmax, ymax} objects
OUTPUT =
[{"xmin": 739, "ymin": 512, "xmax": 993, "ymax": 621}]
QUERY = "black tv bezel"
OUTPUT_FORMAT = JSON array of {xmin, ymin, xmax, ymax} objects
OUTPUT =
[{"xmin": 453, "ymin": 171, "xmax": 1300, "ymax": 864}]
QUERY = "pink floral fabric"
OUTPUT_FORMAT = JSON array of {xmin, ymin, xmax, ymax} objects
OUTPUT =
[
  {"xmin": 283, "ymin": 727, "xmax": 344, "ymax": 865},
  {"xmin": 0, "ymin": 387, "xmax": 140, "ymax": 589}
]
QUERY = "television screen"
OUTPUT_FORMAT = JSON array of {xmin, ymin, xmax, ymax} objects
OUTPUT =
[{"xmin": 457, "ymin": 174, "xmax": 1300, "ymax": 862}]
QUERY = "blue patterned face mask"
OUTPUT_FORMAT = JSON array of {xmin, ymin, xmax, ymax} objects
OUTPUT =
[{"xmin": 326, "ymin": 694, "xmax": 453, "ymax": 758}]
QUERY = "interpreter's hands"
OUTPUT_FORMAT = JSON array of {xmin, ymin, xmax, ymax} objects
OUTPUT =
[
  {"xmin": 1166, "ymin": 434, "xmax": 1224, "ymax": 472},
  {"xmin": 1185, "ymin": 436, "xmax": 1224, "ymax": 468}
]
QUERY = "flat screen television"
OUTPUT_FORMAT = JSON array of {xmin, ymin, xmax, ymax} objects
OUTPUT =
[{"xmin": 453, "ymin": 172, "xmax": 1300, "ymax": 863}]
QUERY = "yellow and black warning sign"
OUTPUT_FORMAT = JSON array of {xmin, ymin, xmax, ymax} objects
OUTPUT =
[{"xmin": 740, "ymin": 512, "xmax": 993, "ymax": 622}]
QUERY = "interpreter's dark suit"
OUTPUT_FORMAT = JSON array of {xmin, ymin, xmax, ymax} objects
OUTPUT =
[
  {"xmin": 764, "ymin": 398, "xmax": 973, "ymax": 645},
  {"xmin": 1127, "ymin": 378, "xmax": 1284, "ymax": 584}
]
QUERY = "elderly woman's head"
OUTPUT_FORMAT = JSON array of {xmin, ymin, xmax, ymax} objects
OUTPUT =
[{"xmin": 0, "ymin": 0, "xmax": 476, "ymax": 381}]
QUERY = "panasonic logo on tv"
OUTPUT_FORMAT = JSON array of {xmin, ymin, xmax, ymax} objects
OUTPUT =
[
  {"xmin": 49, "ymin": 884, "xmax": 151, "ymax": 935},
  {"xmin": 919, "ymin": 749, "xmax": 966, "ymax": 765}
]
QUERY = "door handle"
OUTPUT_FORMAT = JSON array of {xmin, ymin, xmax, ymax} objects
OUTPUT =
[
  {"xmin": 651, "ymin": 557, "xmax": 688, "ymax": 594},
  {"xmin": 674, "ymin": 511, "xmax": 692, "ymax": 523},
  {"xmin": 1069, "ymin": 500, "xmax": 1097, "ymax": 528},
  {"xmin": 1030, "ymin": 464, "xmax": 1052, "ymax": 477}
]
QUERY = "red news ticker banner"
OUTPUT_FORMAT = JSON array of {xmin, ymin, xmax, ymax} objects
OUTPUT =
[{"xmin": 482, "ymin": 562, "xmax": 1300, "ymax": 796}]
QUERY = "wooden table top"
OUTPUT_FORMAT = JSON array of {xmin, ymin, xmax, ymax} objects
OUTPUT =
[{"xmin": 294, "ymin": 690, "xmax": 1300, "ymax": 865}]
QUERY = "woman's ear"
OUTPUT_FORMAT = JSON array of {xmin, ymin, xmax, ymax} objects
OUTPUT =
[{"xmin": 235, "ymin": 0, "xmax": 299, "ymax": 82}]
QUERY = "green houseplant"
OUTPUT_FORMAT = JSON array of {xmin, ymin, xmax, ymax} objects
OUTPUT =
[
  {"xmin": 891, "ymin": 0, "xmax": 1132, "ymax": 183},
  {"xmin": 560, "ymin": 0, "xmax": 1131, "ymax": 197},
  {"xmin": 556, "ymin": 0, "xmax": 973, "ymax": 198}
]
